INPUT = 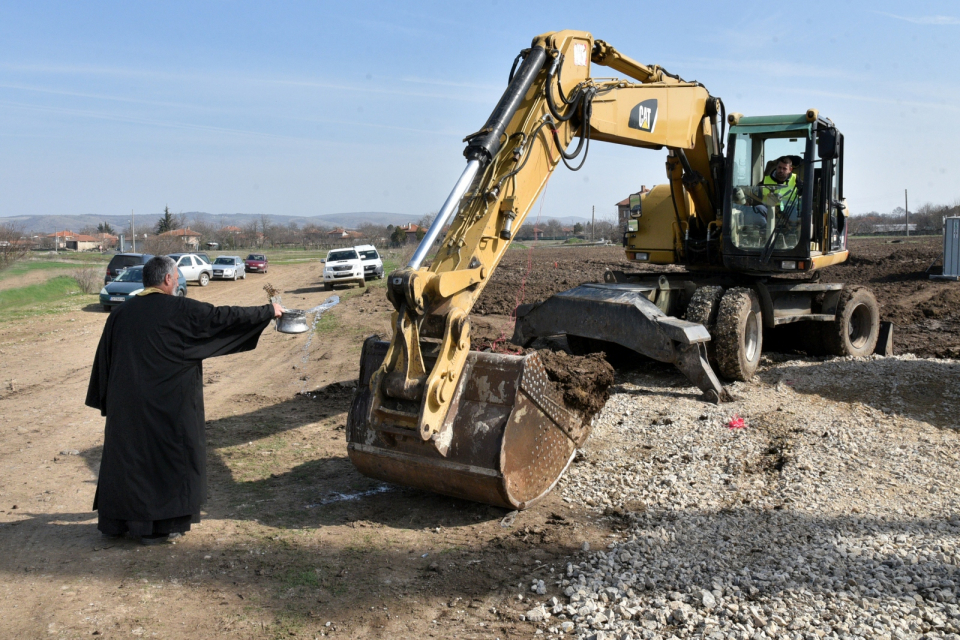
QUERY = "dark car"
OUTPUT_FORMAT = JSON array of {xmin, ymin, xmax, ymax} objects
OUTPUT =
[
  {"xmin": 99, "ymin": 266, "xmax": 187, "ymax": 311},
  {"xmin": 104, "ymin": 253, "xmax": 154, "ymax": 284},
  {"xmin": 244, "ymin": 253, "xmax": 268, "ymax": 274}
]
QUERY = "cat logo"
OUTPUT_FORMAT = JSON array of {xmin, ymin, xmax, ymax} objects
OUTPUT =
[{"xmin": 628, "ymin": 99, "xmax": 658, "ymax": 133}]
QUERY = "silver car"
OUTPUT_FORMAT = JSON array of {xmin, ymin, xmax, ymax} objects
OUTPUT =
[
  {"xmin": 211, "ymin": 255, "xmax": 246, "ymax": 281},
  {"xmin": 168, "ymin": 253, "xmax": 214, "ymax": 287}
]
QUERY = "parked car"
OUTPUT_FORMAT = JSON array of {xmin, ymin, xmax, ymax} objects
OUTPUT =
[
  {"xmin": 322, "ymin": 248, "xmax": 365, "ymax": 290},
  {"xmin": 99, "ymin": 266, "xmax": 187, "ymax": 311},
  {"xmin": 104, "ymin": 252, "xmax": 154, "ymax": 284},
  {"xmin": 244, "ymin": 254, "xmax": 268, "ymax": 274},
  {"xmin": 354, "ymin": 244, "xmax": 384, "ymax": 280},
  {"xmin": 167, "ymin": 253, "xmax": 213, "ymax": 286},
  {"xmin": 212, "ymin": 256, "xmax": 246, "ymax": 281}
]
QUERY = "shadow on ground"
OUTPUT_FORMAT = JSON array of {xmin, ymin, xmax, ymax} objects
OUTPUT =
[{"xmin": 7, "ymin": 364, "xmax": 959, "ymax": 635}]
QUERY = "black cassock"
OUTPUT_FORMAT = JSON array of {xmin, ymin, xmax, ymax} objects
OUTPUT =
[{"xmin": 85, "ymin": 292, "xmax": 274, "ymax": 536}]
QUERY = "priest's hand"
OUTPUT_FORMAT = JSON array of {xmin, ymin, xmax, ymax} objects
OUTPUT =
[{"xmin": 271, "ymin": 303, "xmax": 284, "ymax": 318}]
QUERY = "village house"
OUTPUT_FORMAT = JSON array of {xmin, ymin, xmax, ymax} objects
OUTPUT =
[
  {"xmin": 45, "ymin": 230, "xmax": 76, "ymax": 250},
  {"xmin": 326, "ymin": 228, "xmax": 364, "ymax": 240},
  {"xmin": 160, "ymin": 227, "xmax": 202, "ymax": 249}
]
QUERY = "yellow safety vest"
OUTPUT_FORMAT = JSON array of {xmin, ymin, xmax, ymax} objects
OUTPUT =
[{"xmin": 761, "ymin": 173, "xmax": 799, "ymax": 212}]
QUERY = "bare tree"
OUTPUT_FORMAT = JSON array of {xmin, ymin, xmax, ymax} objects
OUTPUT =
[
  {"xmin": 259, "ymin": 214, "xmax": 273, "ymax": 248},
  {"xmin": 143, "ymin": 234, "xmax": 185, "ymax": 256},
  {"xmin": 0, "ymin": 223, "xmax": 30, "ymax": 271},
  {"xmin": 418, "ymin": 212, "xmax": 437, "ymax": 230}
]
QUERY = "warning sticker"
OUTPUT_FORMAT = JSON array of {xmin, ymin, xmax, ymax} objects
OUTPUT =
[{"xmin": 573, "ymin": 43, "xmax": 588, "ymax": 67}]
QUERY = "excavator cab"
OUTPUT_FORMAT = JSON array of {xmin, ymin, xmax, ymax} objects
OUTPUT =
[{"xmin": 722, "ymin": 111, "xmax": 848, "ymax": 274}]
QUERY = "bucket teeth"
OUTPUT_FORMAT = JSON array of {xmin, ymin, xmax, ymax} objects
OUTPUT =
[{"xmin": 518, "ymin": 355, "xmax": 588, "ymax": 447}]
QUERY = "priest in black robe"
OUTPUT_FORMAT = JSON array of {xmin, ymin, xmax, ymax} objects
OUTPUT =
[{"xmin": 85, "ymin": 256, "xmax": 282, "ymax": 543}]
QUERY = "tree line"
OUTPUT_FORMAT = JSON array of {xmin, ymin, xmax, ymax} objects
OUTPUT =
[{"xmin": 849, "ymin": 201, "xmax": 960, "ymax": 235}]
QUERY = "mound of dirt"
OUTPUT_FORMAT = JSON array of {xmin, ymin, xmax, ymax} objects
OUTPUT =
[{"xmin": 534, "ymin": 349, "xmax": 614, "ymax": 420}]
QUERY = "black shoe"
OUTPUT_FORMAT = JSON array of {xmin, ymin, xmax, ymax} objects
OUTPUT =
[{"xmin": 138, "ymin": 534, "xmax": 170, "ymax": 546}]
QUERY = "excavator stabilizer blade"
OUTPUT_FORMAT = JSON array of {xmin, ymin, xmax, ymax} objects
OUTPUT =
[
  {"xmin": 513, "ymin": 283, "xmax": 729, "ymax": 400},
  {"xmin": 348, "ymin": 338, "xmax": 591, "ymax": 510}
]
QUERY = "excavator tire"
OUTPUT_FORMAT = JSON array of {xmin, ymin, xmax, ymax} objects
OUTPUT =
[
  {"xmin": 823, "ymin": 286, "xmax": 879, "ymax": 357},
  {"xmin": 684, "ymin": 286, "xmax": 724, "ymax": 367},
  {"xmin": 714, "ymin": 287, "xmax": 763, "ymax": 381},
  {"xmin": 566, "ymin": 335, "xmax": 638, "ymax": 369}
]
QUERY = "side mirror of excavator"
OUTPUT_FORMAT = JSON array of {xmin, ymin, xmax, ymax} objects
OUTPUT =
[
  {"xmin": 629, "ymin": 192, "xmax": 643, "ymax": 215},
  {"xmin": 835, "ymin": 200, "xmax": 846, "ymax": 234},
  {"xmin": 818, "ymin": 127, "xmax": 838, "ymax": 160}
]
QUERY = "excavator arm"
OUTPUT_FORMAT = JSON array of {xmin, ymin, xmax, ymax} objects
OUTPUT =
[{"xmin": 349, "ymin": 31, "xmax": 727, "ymax": 508}]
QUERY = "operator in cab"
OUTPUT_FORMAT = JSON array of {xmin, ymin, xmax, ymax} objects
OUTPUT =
[{"xmin": 760, "ymin": 156, "xmax": 799, "ymax": 211}]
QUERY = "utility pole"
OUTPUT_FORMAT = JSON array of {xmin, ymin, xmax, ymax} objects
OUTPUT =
[
  {"xmin": 54, "ymin": 227, "xmax": 58, "ymax": 255},
  {"xmin": 591, "ymin": 205, "xmax": 595, "ymax": 242},
  {"xmin": 131, "ymin": 209, "xmax": 136, "ymax": 252},
  {"xmin": 904, "ymin": 190, "xmax": 909, "ymax": 238}
]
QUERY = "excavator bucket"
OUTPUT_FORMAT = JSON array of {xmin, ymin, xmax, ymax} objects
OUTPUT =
[
  {"xmin": 513, "ymin": 283, "xmax": 730, "ymax": 402},
  {"xmin": 348, "ymin": 338, "xmax": 593, "ymax": 510}
]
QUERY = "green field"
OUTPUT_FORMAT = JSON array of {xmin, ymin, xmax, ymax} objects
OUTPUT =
[
  {"xmin": 0, "ymin": 276, "xmax": 97, "ymax": 321},
  {"xmin": 0, "ymin": 255, "xmax": 109, "ymax": 280}
]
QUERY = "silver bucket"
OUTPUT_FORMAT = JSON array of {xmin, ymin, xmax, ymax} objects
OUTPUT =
[{"xmin": 276, "ymin": 309, "xmax": 308, "ymax": 334}]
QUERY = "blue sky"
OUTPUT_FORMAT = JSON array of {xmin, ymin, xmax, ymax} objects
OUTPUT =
[{"xmin": 1, "ymin": 1, "xmax": 958, "ymax": 221}]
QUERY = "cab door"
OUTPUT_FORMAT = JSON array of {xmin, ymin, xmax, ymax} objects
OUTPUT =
[{"xmin": 815, "ymin": 127, "xmax": 846, "ymax": 253}]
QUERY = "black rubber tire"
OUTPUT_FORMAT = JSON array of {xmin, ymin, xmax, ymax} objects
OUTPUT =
[
  {"xmin": 232, "ymin": 271, "xmax": 238, "ymax": 281},
  {"xmin": 324, "ymin": 283, "xmax": 332, "ymax": 291},
  {"xmin": 103, "ymin": 305, "xmax": 111, "ymax": 312},
  {"xmin": 199, "ymin": 272, "xmax": 210, "ymax": 287},
  {"xmin": 685, "ymin": 286, "xmax": 724, "ymax": 367},
  {"xmin": 715, "ymin": 287, "xmax": 763, "ymax": 381},
  {"xmin": 359, "ymin": 279, "xmax": 365, "ymax": 288},
  {"xmin": 824, "ymin": 286, "xmax": 880, "ymax": 357},
  {"xmin": 176, "ymin": 288, "xmax": 185, "ymax": 298}
]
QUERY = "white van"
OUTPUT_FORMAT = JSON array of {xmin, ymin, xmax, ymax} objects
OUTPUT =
[
  {"xmin": 354, "ymin": 244, "xmax": 384, "ymax": 280},
  {"xmin": 322, "ymin": 248, "xmax": 365, "ymax": 290}
]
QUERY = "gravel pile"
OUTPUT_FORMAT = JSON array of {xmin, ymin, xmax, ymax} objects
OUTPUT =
[{"xmin": 529, "ymin": 355, "xmax": 960, "ymax": 639}]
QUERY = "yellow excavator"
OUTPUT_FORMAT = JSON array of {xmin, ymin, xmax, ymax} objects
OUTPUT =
[{"xmin": 347, "ymin": 30, "xmax": 879, "ymax": 510}]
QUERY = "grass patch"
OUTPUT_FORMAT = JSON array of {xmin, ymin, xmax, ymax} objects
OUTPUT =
[
  {"xmin": 0, "ymin": 260, "xmax": 79, "ymax": 280},
  {"xmin": 282, "ymin": 567, "xmax": 321, "ymax": 589},
  {"xmin": 0, "ymin": 276, "xmax": 96, "ymax": 320},
  {"xmin": 313, "ymin": 310, "xmax": 341, "ymax": 335},
  {"xmin": 509, "ymin": 242, "xmax": 529, "ymax": 250}
]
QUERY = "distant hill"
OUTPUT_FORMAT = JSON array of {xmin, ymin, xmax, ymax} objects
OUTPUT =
[
  {"xmin": 3, "ymin": 210, "xmax": 595, "ymax": 235},
  {"xmin": 2, "ymin": 211, "xmax": 421, "ymax": 234}
]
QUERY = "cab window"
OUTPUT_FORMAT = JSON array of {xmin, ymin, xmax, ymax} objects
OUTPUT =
[{"xmin": 728, "ymin": 130, "xmax": 806, "ymax": 252}]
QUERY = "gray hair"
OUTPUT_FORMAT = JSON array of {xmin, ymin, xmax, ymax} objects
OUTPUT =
[{"xmin": 143, "ymin": 256, "xmax": 177, "ymax": 288}]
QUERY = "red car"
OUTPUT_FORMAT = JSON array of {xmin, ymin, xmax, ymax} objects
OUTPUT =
[{"xmin": 244, "ymin": 253, "xmax": 268, "ymax": 274}]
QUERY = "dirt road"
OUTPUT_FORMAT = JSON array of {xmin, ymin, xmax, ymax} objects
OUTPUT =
[{"xmin": 1, "ymin": 239, "xmax": 957, "ymax": 639}]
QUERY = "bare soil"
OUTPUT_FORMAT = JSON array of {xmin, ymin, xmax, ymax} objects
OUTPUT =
[
  {"xmin": 475, "ymin": 236, "xmax": 959, "ymax": 358},
  {"xmin": 0, "ymin": 238, "xmax": 956, "ymax": 639}
]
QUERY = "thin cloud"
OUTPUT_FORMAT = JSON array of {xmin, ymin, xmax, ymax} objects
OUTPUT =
[
  {"xmin": 0, "ymin": 62, "xmax": 490, "ymax": 104},
  {"xmin": 777, "ymin": 87, "xmax": 960, "ymax": 113},
  {"xmin": 0, "ymin": 82, "xmax": 216, "ymax": 112},
  {"xmin": 0, "ymin": 99, "xmax": 460, "ymax": 139},
  {"xmin": 876, "ymin": 11, "xmax": 960, "ymax": 25}
]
